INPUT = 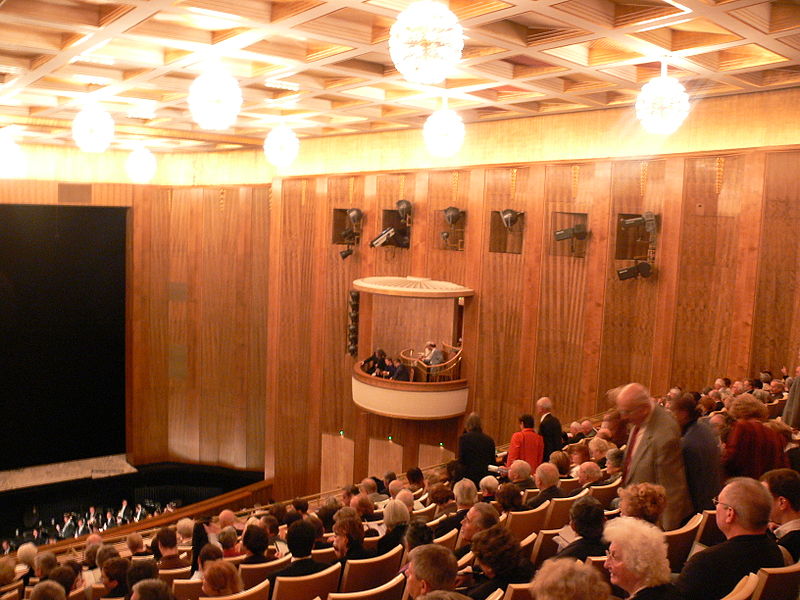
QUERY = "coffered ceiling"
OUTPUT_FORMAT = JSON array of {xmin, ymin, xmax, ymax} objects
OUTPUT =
[{"xmin": 0, "ymin": 0, "xmax": 798, "ymax": 152}]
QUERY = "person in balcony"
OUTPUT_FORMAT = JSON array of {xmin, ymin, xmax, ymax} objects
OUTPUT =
[
  {"xmin": 391, "ymin": 358, "xmax": 411, "ymax": 381},
  {"xmin": 361, "ymin": 348, "xmax": 387, "ymax": 375},
  {"xmin": 421, "ymin": 342, "xmax": 443, "ymax": 366}
]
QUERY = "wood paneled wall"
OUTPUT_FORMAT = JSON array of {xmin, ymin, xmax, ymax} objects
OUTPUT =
[{"xmin": 4, "ymin": 148, "xmax": 800, "ymax": 501}]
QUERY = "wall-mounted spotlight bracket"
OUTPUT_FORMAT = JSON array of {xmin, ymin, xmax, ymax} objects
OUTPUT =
[{"xmin": 440, "ymin": 205, "xmax": 465, "ymax": 251}]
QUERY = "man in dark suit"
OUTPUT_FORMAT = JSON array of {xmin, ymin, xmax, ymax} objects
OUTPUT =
[
  {"xmin": 761, "ymin": 468, "xmax": 800, "ymax": 562},
  {"xmin": 536, "ymin": 397, "xmax": 563, "ymax": 460},
  {"xmin": 526, "ymin": 462, "xmax": 563, "ymax": 509},
  {"xmin": 455, "ymin": 503, "xmax": 499, "ymax": 559},
  {"xmin": 59, "ymin": 514, "xmax": 76, "ymax": 539},
  {"xmin": 617, "ymin": 382, "xmax": 692, "ymax": 530},
  {"xmin": 676, "ymin": 477, "xmax": 784, "ymax": 600},
  {"xmin": 269, "ymin": 520, "xmax": 329, "ymax": 584},
  {"xmin": 433, "ymin": 479, "xmax": 476, "ymax": 538},
  {"xmin": 458, "ymin": 412, "xmax": 497, "ymax": 487},
  {"xmin": 117, "ymin": 500, "xmax": 132, "ymax": 524},
  {"xmin": 155, "ymin": 527, "xmax": 190, "ymax": 569}
]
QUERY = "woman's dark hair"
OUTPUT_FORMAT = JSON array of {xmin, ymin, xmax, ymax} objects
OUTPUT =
[
  {"xmin": 570, "ymin": 496, "xmax": 605, "ymax": 539},
  {"xmin": 190, "ymin": 521, "xmax": 210, "ymax": 574},
  {"xmin": 471, "ymin": 525, "xmax": 525, "ymax": 578},
  {"xmin": 495, "ymin": 483, "xmax": 523, "ymax": 512},
  {"xmin": 404, "ymin": 519, "xmax": 434, "ymax": 550}
]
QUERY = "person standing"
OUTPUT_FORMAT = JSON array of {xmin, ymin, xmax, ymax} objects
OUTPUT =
[
  {"xmin": 506, "ymin": 414, "xmax": 544, "ymax": 471},
  {"xmin": 458, "ymin": 413, "xmax": 496, "ymax": 487},
  {"xmin": 536, "ymin": 397, "xmax": 563, "ymax": 460}
]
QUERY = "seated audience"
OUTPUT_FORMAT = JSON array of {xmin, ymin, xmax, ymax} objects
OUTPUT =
[
  {"xmin": 201, "ymin": 561, "xmax": 241, "ymax": 597},
  {"xmin": 421, "ymin": 342, "xmax": 443, "ymax": 366},
  {"xmin": 405, "ymin": 544, "xmax": 458, "ymax": 599},
  {"xmin": 599, "ymin": 449, "xmax": 623, "ymax": 485},
  {"xmin": 315, "ymin": 498, "xmax": 342, "ymax": 533},
  {"xmin": 189, "ymin": 521, "xmax": 213, "ymax": 576},
  {"xmin": 217, "ymin": 527, "xmax": 239, "ymax": 558},
  {"xmin": 464, "ymin": 525, "xmax": 534, "ymax": 600},
  {"xmin": 507, "ymin": 460, "xmax": 536, "ymax": 490},
  {"xmin": 240, "ymin": 525, "xmax": 272, "ymax": 564},
  {"xmin": 526, "ymin": 462, "xmax": 563, "ymax": 509},
  {"xmin": 378, "ymin": 500, "xmax": 410, "ymax": 555},
  {"xmin": 154, "ymin": 528, "xmax": 188, "ymax": 570},
  {"xmin": 434, "ymin": 480, "xmax": 476, "ymax": 538},
  {"xmin": 47, "ymin": 567, "xmax": 78, "ymax": 597},
  {"xmin": 604, "ymin": 517, "xmax": 680, "ymax": 600},
  {"xmin": 35, "ymin": 552, "xmax": 58, "ymax": 581},
  {"xmin": 723, "ymin": 394, "xmax": 787, "ymax": 479},
  {"xmin": 760, "ymin": 468, "xmax": 800, "ymax": 561},
  {"xmin": 0, "ymin": 557, "xmax": 15, "ymax": 587},
  {"xmin": 391, "ymin": 358, "xmax": 411, "ymax": 381},
  {"xmin": 456, "ymin": 503, "xmax": 499, "ymax": 560},
  {"xmin": 676, "ymin": 477, "xmax": 784, "ymax": 600},
  {"xmin": 126, "ymin": 559, "xmax": 158, "ymax": 597},
  {"xmin": 260, "ymin": 515, "xmax": 287, "ymax": 556},
  {"xmin": 190, "ymin": 544, "xmax": 222, "ymax": 582},
  {"xmin": 176, "ymin": 519, "xmax": 194, "ymax": 546},
  {"xmin": 218, "ymin": 510, "xmax": 242, "ymax": 533},
  {"xmin": 359, "ymin": 477, "xmax": 388, "ymax": 504},
  {"xmin": 478, "ymin": 476, "xmax": 499, "ymax": 503},
  {"xmin": 597, "ymin": 407, "xmax": 629, "ymax": 448},
  {"xmin": 101, "ymin": 557, "xmax": 130, "ymax": 598},
  {"xmin": 566, "ymin": 421, "xmax": 585, "ymax": 444},
  {"xmin": 361, "ymin": 348, "xmax": 387, "ymax": 375},
  {"xmin": 428, "ymin": 484, "xmax": 456, "ymax": 518},
  {"xmin": 406, "ymin": 467, "xmax": 426, "ymax": 493},
  {"xmin": 506, "ymin": 414, "xmax": 544, "ymax": 470},
  {"xmin": 556, "ymin": 496, "xmax": 608, "ymax": 560},
  {"xmin": 549, "ymin": 451, "xmax": 572, "ymax": 478},
  {"xmin": 581, "ymin": 420, "xmax": 598, "ymax": 439},
  {"xmin": 495, "ymin": 483, "xmax": 524, "ymax": 514},
  {"xmin": 130, "ymin": 579, "xmax": 171, "ymax": 600},
  {"xmin": 126, "ymin": 534, "xmax": 152, "ymax": 557},
  {"xmin": 269, "ymin": 520, "xmax": 329, "ymax": 582},
  {"xmin": 396, "ymin": 489, "xmax": 424, "ymax": 513},
  {"xmin": 305, "ymin": 514, "xmax": 331, "ymax": 550},
  {"xmin": 404, "ymin": 519, "xmax": 434, "ymax": 562},
  {"xmin": 30, "ymin": 581, "xmax": 65, "ymax": 600},
  {"xmin": 333, "ymin": 516, "xmax": 375, "ymax": 564},
  {"xmin": 588, "ymin": 437, "xmax": 610, "ymax": 468},
  {"xmin": 351, "ymin": 494, "xmax": 380, "ymax": 523},
  {"xmin": 531, "ymin": 558, "xmax": 610, "ymax": 600},
  {"xmin": 567, "ymin": 462, "xmax": 603, "ymax": 496},
  {"xmin": 566, "ymin": 444, "xmax": 590, "ymax": 477},
  {"xmin": 619, "ymin": 483, "xmax": 667, "ymax": 526}
]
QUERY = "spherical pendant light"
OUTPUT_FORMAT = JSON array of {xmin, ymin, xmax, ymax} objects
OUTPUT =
[
  {"xmin": 263, "ymin": 125, "xmax": 300, "ymax": 168},
  {"xmin": 126, "ymin": 146, "xmax": 157, "ymax": 183},
  {"xmin": 72, "ymin": 103, "xmax": 115, "ymax": 152},
  {"xmin": 188, "ymin": 62, "xmax": 243, "ymax": 131},
  {"xmin": 0, "ymin": 133, "xmax": 26, "ymax": 178},
  {"xmin": 423, "ymin": 107, "xmax": 465, "ymax": 157},
  {"xmin": 635, "ymin": 61, "xmax": 690, "ymax": 135}
]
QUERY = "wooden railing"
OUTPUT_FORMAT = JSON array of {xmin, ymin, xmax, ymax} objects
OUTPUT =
[{"xmin": 398, "ymin": 346, "xmax": 462, "ymax": 382}]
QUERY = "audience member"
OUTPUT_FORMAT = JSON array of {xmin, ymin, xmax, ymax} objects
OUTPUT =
[
  {"xmin": 201, "ymin": 561, "xmax": 241, "ymax": 597},
  {"xmin": 130, "ymin": 579, "xmax": 171, "ymax": 600},
  {"xmin": 536, "ymin": 397, "xmax": 563, "ymax": 461},
  {"xmin": 556, "ymin": 496, "xmax": 608, "ymax": 561},
  {"xmin": 46, "ymin": 567, "xmax": 77, "ymax": 597},
  {"xmin": 35, "ymin": 552, "xmax": 58, "ymax": 581},
  {"xmin": 566, "ymin": 421, "xmax": 585, "ymax": 444},
  {"xmin": 240, "ymin": 525, "xmax": 272, "ymax": 564},
  {"xmin": 456, "ymin": 503, "xmax": 499, "ymax": 560},
  {"xmin": 269, "ymin": 520, "xmax": 329, "ymax": 582},
  {"xmin": 761, "ymin": 468, "xmax": 800, "ymax": 561},
  {"xmin": 676, "ymin": 477, "xmax": 784, "ymax": 600},
  {"xmin": 433, "ymin": 479, "xmax": 476, "ymax": 538},
  {"xmin": 526, "ymin": 462, "xmax": 563, "ymax": 509},
  {"xmin": 618, "ymin": 483, "xmax": 667, "ymax": 525},
  {"xmin": 588, "ymin": 437, "xmax": 610, "ymax": 468},
  {"xmin": 506, "ymin": 414, "xmax": 543, "ymax": 470},
  {"xmin": 616, "ymin": 382, "xmax": 692, "ymax": 530},
  {"xmin": 581, "ymin": 419, "xmax": 598, "ymax": 439},
  {"xmin": 604, "ymin": 517, "xmax": 679, "ymax": 600},
  {"xmin": 404, "ymin": 519, "xmax": 434, "ymax": 556},
  {"xmin": 458, "ymin": 413, "xmax": 497, "ymax": 487},
  {"xmin": 0, "ymin": 558, "xmax": 15, "ymax": 587},
  {"xmin": 175, "ymin": 519, "xmax": 194, "ymax": 545},
  {"xmin": 126, "ymin": 534, "xmax": 151, "ymax": 557},
  {"xmin": 477, "ymin": 476, "xmax": 498, "ymax": 503},
  {"xmin": 154, "ymin": 528, "xmax": 188, "ymax": 569},
  {"xmin": 531, "ymin": 558, "xmax": 610, "ymax": 600},
  {"xmin": 126, "ymin": 560, "xmax": 158, "ymax": 597},
  {"xmin": 494, "ymin": 483, "xmax": 523, "ymax": 514},
  {"xmin": 217, "ymin": 527, "xmax": 239, "ymax": 558},
  {"xmin": 599, "ymin": 449, "xmax": 623, "ymax": 485},
  {"xmin": 406, "ymin": 467, "xmax": 426, "ymax": 493},
  {"xmin": 428, "ymin": 484, "xmax": 456, "ymax": 518},
  {"xmin": 568, "ymin": 462, "xmax": 603, "ymax": 496},
  {"xmin": 333, "ymin": 517, "xmax": 374, "ymax": 563},
  {"xmin": 465, "ymin": 525, "xmax": 534, "ymax": 600},
  {"xmin": 405, "ymin": 545, "xmax": 458, "ymax": 599},
  {"xmin": 30, "ymin": 581, "xmax": 66, "ymax": 600},
  {"xmin": 190, "ymin": 544, "xmax": 222, "ymax": 582},
  {"xmin": 723, "ymin": 394, "xmax": 787, "ymax": 479},
  {"xmin": 566, "ymin": 444, "xmax": 590, "ymax": 477},
  {"xmin": 101, "ymin": 557, "xmax": 130, "ymax": 598},
  {"xmin": 668, "ymin": 393, "xmax": 721, "ymax": 513},
  {"xmin": 189, "ymin": 521, "xmax": 213, "ymax": 576},
  {"xmin": 549, "ymin": 451, "xmax": 572, "ymax": 478},
  {"xmin": 351, "ymin": 494, "xmax": 380, "ymax": 523},
  {"xmin": 507, "ymin": 460, "xmax": 536, "ymax": 490},
  {"xmin": 359, "ymin": 478, "xmax": 388, "ymax": 504},
  {"xmin": 378, "ymin": 500, "xmax": 410, "ymax": 555}
]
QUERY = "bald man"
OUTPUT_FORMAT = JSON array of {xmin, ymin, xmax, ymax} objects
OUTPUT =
[{"xmin": 617, "ymin": 382, "xmax": 692, "ymax": 530}]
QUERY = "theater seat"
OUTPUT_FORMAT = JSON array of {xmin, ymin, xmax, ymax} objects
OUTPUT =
[
  {"xmin": 272, "ymin": 562, "xmax": 341, "ymax": 600},
  {"xmin": 720, "ymin": 573, "xmax": 758, "ymax": 600},
  {"xmin": 530, "ymin": 529, "xmax": 561, "ymax": 570},
  {"xmin": 158, "ymin": 567, "xmax": 192, "ymax": 587},
  {"xmin": 751, "ymin": 562, "xmax": 800, "ymax": 600},
  {"xmin": 328, "ymin": 573, "xmax": 405, "ymax": 600},
  {"xmin": 240, "ymin": 555, "xmax": 291, "ymax": 589},
  {"xmin": 504, "ymin": 502, "xmax": 550, "ymax": 542},
  {"xmin": 433, "ymin": 528, "xmax": 458, "ymax": 551},
  {"xmin": 501, "ymin": 582, "xmax": 535, "ymax": 600},
  {"xmin": 173, "ymin": 579, "xmax": 203, "ymax": 600},
  {"xmin": 665, "ymin": 513, "xmax": 702, "ymax": 572},
  {"xmin": 339, "ymin": 545, "xmax": 404, "ymax": 594},
  {"xmin": 199, "ymin": 576, "xmax": 270, "ymax": 600}
]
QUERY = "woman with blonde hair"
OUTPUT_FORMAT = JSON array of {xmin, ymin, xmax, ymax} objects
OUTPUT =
[{"xmin": 619, "ymin": 483, "xmax": 667, "ymax": 526}]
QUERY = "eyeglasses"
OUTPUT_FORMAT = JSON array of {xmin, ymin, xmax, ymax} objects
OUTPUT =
[{"xmin": 712, "ymin": 496, "xmax": 735, "ymax": 511}]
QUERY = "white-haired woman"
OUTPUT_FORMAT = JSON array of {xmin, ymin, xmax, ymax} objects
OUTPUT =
[
  {"xmin": 376, "ymin": 499, "xmax": 409, "ymax": 556},
  {"xmin": 532, "ymin": 558, "xmax": 610, "ymax": 600},
  {"xmin": 603, "ymin": 517, "xmax": 681, "ymax": 600}
]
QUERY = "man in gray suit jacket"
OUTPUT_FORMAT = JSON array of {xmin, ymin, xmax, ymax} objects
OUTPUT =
[{"xmin": 617, "ymin": 382, "xmax": 693, "ymax": 530}]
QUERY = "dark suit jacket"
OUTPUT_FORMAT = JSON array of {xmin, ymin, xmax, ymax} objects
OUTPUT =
[
  {"xmin": 539, "ymin": 414, "xmax": 563, "ymax": 460},
  {"xmin": 681, "ymin": 419, "xmax": 721, "ymax": 513},
  {"xmin": 458, "ymin": 430, "xmax": 497, "ymax": 487},
  {"xmin": 434, "ymin": 509, "xmax": 468, "ymax": 538},
  {"xmin": 526, "ymin": 485, "xmax": 562, "ymax": 509},
  {"xmin": 676, "ymin": 534, "xmax": 784, "ymax": 600},
  {"xmin": 556, "ymin": 536, "xmax": 608, "ymax": 561},
  {"xmin": 376, "ymin": 526, "xmax": 406, "ymax": 556},
  {"xmin": 630, "ymin": 584, "xmax": 683, "ymax": 600},
  {"xmin": 269, "ymin": 558, "xmax": 329, "ymax": 585},
  {"xmin": 158, "ymin": 554, "xmax": 190, "ymax": 569}
]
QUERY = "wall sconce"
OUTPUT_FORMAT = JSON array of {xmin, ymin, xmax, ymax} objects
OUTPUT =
[
  {"xmin": 441, "ymin": 205, "xmax": 465, "ymax": 251},
  {"xmin": 500, "ymin": 209, "xmax": 522, "ymax": 230},
  {"xmin": 396, "ymin": 199, "xmax": 412, "ymax": 225},
  {"xmin": 617, "ymin": 261, "xmax": 653, "ymax": 280},
  {"xmin": 338, "ymin": 207, "xmax": 363, "ymax": 260}
]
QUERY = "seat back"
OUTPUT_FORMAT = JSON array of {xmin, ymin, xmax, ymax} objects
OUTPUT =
[
  {"xmin": 520, "ymin": 488, "xmax": 539, "ymax": 504},
  {"xmin": 0, "ymin": 580, "xmax": 23, "ymax": 600},
  {"xmin": 411, "ymin": 504, "xmax": 436, "ymax": 523},
  {"xmin": 363, "ymin": 536, "xmax": 381, "ymax": 552},
  {"xmin": 502, "ymin": 582, "xmax": 535, "ymax": 600},
  {"xmin": 173, "ymin": 579, "xmax": 203, "ymax": 600},
  {"xmin": 272, "ymin": 562, "xmax": 341, "ymax": 600},
  {"xmin": 530, "ymin": 529, "xmax": 561, "ymax": 570},
  {"xmin": 91, "ymin": 583, "xmax": 107, "ymax": 600},
  {"xmin": 327, "ymin": 573, "xmax": 405, "ymax": 600},
  {"xmin": 2, "ymin": 591, "xmax": 18, "ymax": 600},
  {"xmin": 311, "ymin": 547, "xmax": 338, "ymax": 564},
  {"xmin": 483, "ymin": 590, "xmax": 503, "ymax": 600},
  {"xmin": 751, "ymin": 562, "xmax": 800, "ymax": 600},
  {"xmin": 67, "ymin": 588, "xmax": 86, "ymax": 600},
  {"xmin": 695, "ymin": 509, "xmax": 725, "ymax": 548},
  {"xmin": 433, "ymin": 527, "xmax": 458, "ymax": 551},
  {"xmin": 198, "ymin": 576, "xmax": 270, "ymax": 600},
  {"xmin": 720, "ymin": 573, "xmax": 759, "ymax": 600},
  {"xmin": 240, "ymin": 556, "xmax": 290, "ymax": 590},
  {"xmin": 457, "ymin": 551, "xmax": 475, "ymax": 570},
  {"xmin": 519, "ymin": 531, "xmax": 537, "ymax": 562},
  {"xmin": 585, "ymin": 557, "xmax": 611, "ymax": 586},
  {"xmin": 588, "ymin": 479, "xmax": 621, "ymax": 509},
  {"xmin": 339, "ymin": 545, "xmax": 404, "ymax": 594},
  {"xmin": 504, "ymin": 502, "xmax": 550, "ymax": 541},
  {"xmin": 559, "ymin": 478, "xmax": 581, "ymax": 494},
  {"xmin": 223, "ymin": 555, "xmax": 247, "ymax": 567},
  {"xmin": 665, "ymin": 513, "xmax": 702, "ymax": 572},
  {"xmin": 159, "ymin": 567, "xmax": 192, "ymax": 587},
  {"xmin": 544, "ymin": 489, "xmax": 588, "ymax": 530}
]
